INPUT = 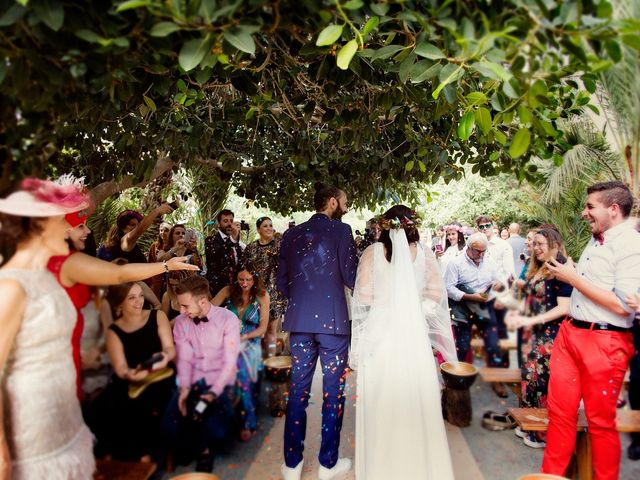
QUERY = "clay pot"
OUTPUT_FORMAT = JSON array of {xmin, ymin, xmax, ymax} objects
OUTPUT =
[
  {"xmin": 263, "ymin": 355, "xmax": 292, "ymax": 383},
  {"xmin": 440, "ymin": 361, "xmax": 478, "ymax": 390}
]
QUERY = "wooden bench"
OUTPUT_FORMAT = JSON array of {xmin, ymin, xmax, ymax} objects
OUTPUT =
[
  {"xmin": 470, "ymin": 337, "xmax": 517, "ymax": 350},
  {"xmin": 94, "ymin": 459, "xmax": 157, "ymax": 480},
  {"xmin": 508, "ymin": 407, "xmax": 640, "ymax": 480},
  {"xmin": 479, "ymin": 367, "xmax": 522, "ymax": 396}
]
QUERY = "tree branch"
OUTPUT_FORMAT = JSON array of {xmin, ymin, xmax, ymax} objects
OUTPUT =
[{"xmin": 90, "ymin": 153, "xmax": 174, "ymax": 205}]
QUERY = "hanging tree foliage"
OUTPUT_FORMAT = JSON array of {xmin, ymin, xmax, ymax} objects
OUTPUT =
[{"xmin": 1, "ymin": 0, "xmax": 638, "ymax": 212}]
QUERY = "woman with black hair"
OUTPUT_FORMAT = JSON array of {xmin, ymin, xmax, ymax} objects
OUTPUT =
[
  {"xmin": 97, "ymin": 205, "xmax": 173, "ymax": 263},
  {"xmin": 243, "ymin": 216, "xmax": 286, "ymax": 357},
  {"xmin": 212, "ymin": 264, "xmax": 269, "ymax": 441},
  {"xmin": 351, "ymin": 205, "xmax": 457, "ymax": 479},
  {"xmin": 438, "ymin": 222, "xmax": 466, "ymax": 272},
  {"xmin": 157, "ymin": 224, "xmax": 203, "ymax": 268}
]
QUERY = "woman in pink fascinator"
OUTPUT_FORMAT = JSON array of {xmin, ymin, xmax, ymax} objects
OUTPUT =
[{"xmin": 0, "ymin": 177, "xmax": 200, "ymax": 478}]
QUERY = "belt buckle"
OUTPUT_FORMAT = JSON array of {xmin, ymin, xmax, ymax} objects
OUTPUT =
[{"xmin": 597, "ymin": 323, "xmax": 608, "ymax": 331}]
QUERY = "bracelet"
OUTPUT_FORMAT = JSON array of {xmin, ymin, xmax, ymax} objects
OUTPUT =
[{"xmin": 163, "ymin": 260, "xmax": 169, "ymax": 273}]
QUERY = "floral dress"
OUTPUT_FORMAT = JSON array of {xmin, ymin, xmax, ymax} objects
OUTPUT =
[
  {"xmin": 520, "ymin": 275, "xmax": 573, "ymax": 408},
  {"xmin": 226, "ymin": 299, "xmax": 263, "ymax": 431},
  {"xmin": 243, "ymin": 238, "xmax": 286, "ymax": 321}
]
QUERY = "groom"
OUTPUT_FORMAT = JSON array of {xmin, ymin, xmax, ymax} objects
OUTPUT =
[{"xmin": 277, "ymin": 182, "xmax": 358, "ymax": 480}]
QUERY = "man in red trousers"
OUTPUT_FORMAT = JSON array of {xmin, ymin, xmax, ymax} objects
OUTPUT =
[{"xmin": 542, "ymin": 181, "xmax": 640, "ymax": 480}]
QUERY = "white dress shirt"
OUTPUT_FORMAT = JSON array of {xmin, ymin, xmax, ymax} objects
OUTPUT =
[
  {"xmin": 439, "ymin": 245, "xmax": 465, "ymax": 274},
  {"xmin": 486, "ymin": 236, "xmax": 515, "ymax": 279},
  {"xmin": 444, "ymin": 249, "xmax": 507, "ymax": 302},
  {"xmin": 570, "ymin": 219, "xmax": 640, "ymax": 328},
  {"xmin": 218, "ymin": 230, "xmax": 246, "ymax": 260}
]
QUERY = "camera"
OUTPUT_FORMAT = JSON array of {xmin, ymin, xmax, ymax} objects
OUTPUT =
[
  {"xmin": 139, "ymin": 352, "xmax": 164, "ymax": 370},
  {"xmin": 288, "ymin": 221, "xmax": 296, "ymax": 229},
  {"xmin": 556, "ymin": 253, "xmax": 567, "ymax": 264},
  {"xmin": 240, "ymin": 220, "xmax": 250, "ymax": 231},
  {"xmin": 168, "ymin": 200, "xmax": 179, "ymax": 210},
  {"xmin": 519, "ymin": 253, "xmax": 526, "ymax": 261}
]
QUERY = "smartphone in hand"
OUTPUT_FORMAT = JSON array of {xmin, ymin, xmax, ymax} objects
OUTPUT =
[{"xmin": 140, "ymin": 352, "xmax": 164, "ymax": 370}]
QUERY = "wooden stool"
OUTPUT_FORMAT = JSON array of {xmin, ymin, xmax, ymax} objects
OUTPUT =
[
  {"xmin": 440, "ymin": 362, "xmax": 478, "ymax": 428},
  {"xmin": 94, "ymin": 459, "xmax": 157, "ymax": 480}
]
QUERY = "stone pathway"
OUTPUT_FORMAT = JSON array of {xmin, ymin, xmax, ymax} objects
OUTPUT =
[{"xmin": 161, "ymin": 362, "xmax": 640, "ymax": 480}]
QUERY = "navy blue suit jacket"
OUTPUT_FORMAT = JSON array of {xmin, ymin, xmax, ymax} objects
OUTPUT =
[{"xmin": 277, "ymin": 213, "xmax": 358, "ymax": 335}]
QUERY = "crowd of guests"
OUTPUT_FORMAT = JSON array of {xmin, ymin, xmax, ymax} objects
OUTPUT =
[{"xmin": 0, "ymin": 176, "xmax": 639, "ymax": 479}]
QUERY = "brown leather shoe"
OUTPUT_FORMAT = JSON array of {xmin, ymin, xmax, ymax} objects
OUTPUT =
[{"xmin": 491, "ymin": 382, "xmax": 509, "ymax": 398}]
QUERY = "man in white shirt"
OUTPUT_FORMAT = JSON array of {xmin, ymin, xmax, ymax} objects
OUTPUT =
[
  {"xmin": 541, "ymin": 181, "xmax": 640, "ymax": 480},
  {"xmin": 476, "ymin": 215, "xmax": 514, "ymax": 374},
  {"xmin": 444, "ymin": 233, "xmax": 507, "ymax": 374}
]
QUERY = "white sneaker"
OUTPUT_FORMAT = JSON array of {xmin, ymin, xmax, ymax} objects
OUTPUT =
[
  {"xmin": 514, "ymin": 426, "xmax": 527, "ymax": 439},
  {"xmin": 318, "ymin": 458, "xmax": 352, "ymax": 480},
  {"xmin": 281, "ymin": 460, "xmax": 303, "ymax": 480}
]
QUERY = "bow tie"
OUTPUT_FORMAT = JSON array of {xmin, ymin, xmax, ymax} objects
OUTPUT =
[
  {"xmin": 193, "ymin": 316, "xmax": 209, "ymax": 325},
  {"xmin": 593, "ymin": 233, "xmax": 604, "ymax": 245}
]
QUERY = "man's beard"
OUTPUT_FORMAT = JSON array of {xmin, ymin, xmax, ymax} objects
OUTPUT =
[{"xmin": 331, "ymin": 206, "xmax": 346, "ymax": 221}]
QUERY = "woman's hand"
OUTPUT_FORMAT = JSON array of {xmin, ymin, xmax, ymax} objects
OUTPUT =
[
  {"xmin": 126, "ymin": 368, "xmax": 149, "ymax": 382},
  {"xmin": 151, "ymin": 352, "xmax": 170, "ymax": 371},
  {"xmin": 166, "ymin": 257, "xmax": 200, "ymax": 272}
]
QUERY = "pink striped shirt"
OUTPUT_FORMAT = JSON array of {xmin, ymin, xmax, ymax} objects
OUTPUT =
[{"xmin": 173, "ymin": 304, "xmax": 240, "ymax": 395}]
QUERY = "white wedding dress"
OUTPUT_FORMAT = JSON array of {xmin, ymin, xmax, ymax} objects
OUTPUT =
[{"xmin": 351, "ymin": 230, "xmax": 457, "ymax": 480}]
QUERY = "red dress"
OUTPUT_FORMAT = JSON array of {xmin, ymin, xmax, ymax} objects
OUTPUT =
[{"xmin": 48, "ymin": 253, "xmax": 92, "ymax": 400}]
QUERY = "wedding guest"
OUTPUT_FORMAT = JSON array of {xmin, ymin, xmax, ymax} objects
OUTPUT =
[
  {"xmin": 162, "ymin": 275, "xmax": 240, "ymax": 473},
  {"xmin": 506, "ymin": 229, "xmax": 572, "ymax": 448},
  {"xmin": 161, "ymin": 270, "xmax": 196, "ymax": 322},
  {"xmin": 243, "ymin": 216, "xmax": 286, "ymax": 357},
  {"xmin": 205, "ymin": 209, "xmax": 245, "ymax": 297},
  {"xmin": 444, "ymin": 232, "xmax": 508, "ymax": 395},
  {"xmin": 89, "ymin": 282, "xmax": 176, "ymax": 462},
  {"xmin": 0, "ymin": 178, "xmax": 95, "ymax": 478},
  {"xmin": 157, "ymin": 224, "xmax": 203, "ymax": 269},
  {"xmin": 437, "ymin": 222, "xmax": 466, "ymax": 272},
  {"xmin": 500, "ymin": 228, "xmax": 510, "ymax": 240},
  {"xmin": 212, "ymin": 265, "xmax": 269, "ymax": 441},
  {"xmin": 507, "ymin": 223, "xmax": 527, "ymax": 278},
  {"xmin": 148, "ymin": 221, "xmax": 172, "ymax": 298},
  {"xmin": 542, "ymin": 181, "xmax": 640, "ymax": 480},
  {"xmin": 97, "ymin": 205, "xmax": 174, "ymax": 263},
  {"xmin": 626, "ymin": 289, "xmax": 640, "ymax": 460}
]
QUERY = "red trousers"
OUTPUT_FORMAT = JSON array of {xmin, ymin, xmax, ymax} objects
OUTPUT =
[{"xmin": 542, "ymin": 322, "xmax": 633, "ymax": 480}]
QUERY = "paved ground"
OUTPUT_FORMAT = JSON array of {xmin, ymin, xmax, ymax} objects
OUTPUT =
[{"xmin": 160, "ymin": 361, "xmax": 640, "ymax": 480}]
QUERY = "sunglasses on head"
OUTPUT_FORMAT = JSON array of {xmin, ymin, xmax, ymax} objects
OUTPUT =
[{"xmin": 478, "ymin": 223, "xmax": 492, "ymax": 230}]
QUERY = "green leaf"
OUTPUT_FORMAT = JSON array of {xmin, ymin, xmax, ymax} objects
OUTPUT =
[
  {"xmin": 517, "ymin": 104, "xmax": 532, "ymax": 125},
  {"xmin": 223, "ymin": 27, "xmax": 256, "ymax": 55},
  {"xmin": 509, "ymin": 128, "xmax": 530, "ymax": 158},
  {"xmin": 415, "ymin": 42, "xmax": 445, "ymax": 60},
  {"xmin": 33, "ymin": 0, "xmax": 64, "ymax": 31},
  {"xmin": 115, "ymin": 0, "xmax": 151, "ymax": 12},
  {"xmin": 466, "ymin": 91, "xmax": 487, "ymax": 106},
  {"xmin": 475, "ymin": 107, "xmax": 492, "ymax": 135},
  {"xmin": 362, "ymin": 16, "xmax": 379, "ymax": 37},
  {"xmin": 150, "ymin": 22, "xmax": 182, "ymax": 37},
  {"xmin": 494, "ymin": 129, "xmax": 507, "ymax": 145},
  {"xmin": 596, "ymin": 0, "xmax": 613, "ymax": 18},
  {"xmin": 457, "ymin": 111, "xmax": 475, "ymax": 141},
  {"xmin": 410, "ymin": 61, "xmax": 441, "ymax": 84},
  {"xmin": 316, "ymin": 24, "xmax": 344, "ymax": 46},
  {"xmin": 371, "ymin": 45, "xmax": 406, "ymax": 61},
  {"xmin": 143, "ymin": 95, "xmax": 157, "ymax": 112},
  {"xmin": 75, "ymin": 29, "xmax": 101, "ymax": 43},
  {"xmin": 370, "ymin": 3, "xmax": 389, "ymax": 16},
  {"xmin": 337, "ymin": 39, "xmax": 358, "ymax": 70},
  {"xmin": 343, "ymin": 0, "xmax": 364, "ymax": 10},
  {"xmin": 398, "ymin": 52, "xmax": 416, "ymax": 83},
  {"xmin": 179, "ymin": 36, "xmax": 212, "ymax": 71},
  {"xmin": 432, "ymin": 63, "xmax": 464, "ymax": 99},
  {"xmin": 0, "ymin": 4, "xmax": 26, "ymax": 27},
  {"xmin": 418, "ymin": 161, "xmax": 426, "ymax": 173},
  {"xmin": 604, "ymin": 40, "xmax": 621, "ymax": 62},
  {"xmin": 470, "ymin": 61, "xmax": 512, "ymax": 82},
  {"xmin": 622, "ymin": 34, "xmax": 640, "ymax": 52},
  {"xmin": 405, "ymin": 160, "xmax": 415, "ymax": 171}
]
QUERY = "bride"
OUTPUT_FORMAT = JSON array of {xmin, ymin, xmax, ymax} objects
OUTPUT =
[{"xmin": 351, "ymin": 205, "xmax": 458, "ymax": 480}]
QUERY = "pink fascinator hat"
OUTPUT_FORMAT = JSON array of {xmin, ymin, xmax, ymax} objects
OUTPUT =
[{"xmin": 0, "ymin": 175, "xmax": 92, "ymax": 219}]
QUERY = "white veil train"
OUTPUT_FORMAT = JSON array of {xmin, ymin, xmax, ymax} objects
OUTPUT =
[{"xmin": 351, "ymin": 227, "xmax": 456, "ymax": 480}]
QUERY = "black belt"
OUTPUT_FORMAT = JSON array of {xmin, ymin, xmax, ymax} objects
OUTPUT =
[{"xmin": 566, "ymin": 316, "xmax": 632, "ymax": 333}]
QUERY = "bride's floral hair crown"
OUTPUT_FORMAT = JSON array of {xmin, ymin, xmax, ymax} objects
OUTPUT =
[
  {"xmin": 443, "ymin": 224, "xmax": 463, "ymax": 232},
  {"xmin": 378, "ymin": 212, "xmax": 422, "ymax": 231}
]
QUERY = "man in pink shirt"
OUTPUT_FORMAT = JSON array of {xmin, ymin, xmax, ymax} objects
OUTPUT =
[{"xmin": 161, "ymin": 275, "xmax": 240, "ymax": 473}]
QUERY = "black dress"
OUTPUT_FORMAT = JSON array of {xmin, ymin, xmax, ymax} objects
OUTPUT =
[{"xmin": 88, "ymin": 310, "xmax": 174, "ymax": 460}]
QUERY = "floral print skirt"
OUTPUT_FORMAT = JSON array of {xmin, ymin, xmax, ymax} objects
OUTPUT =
[{"xmin": 520, "ymin": 322, "xmax": 560, "ymax": 408}]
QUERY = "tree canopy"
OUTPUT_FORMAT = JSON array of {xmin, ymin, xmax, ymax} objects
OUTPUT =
[{"xmin": 1, "ymin": 0, "xmax": 637, "ymax": 212}]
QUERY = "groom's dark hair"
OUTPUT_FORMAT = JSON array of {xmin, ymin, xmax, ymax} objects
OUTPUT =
[{"xmin": 313, "ymin": 182, "xmax": 343, "ymax": 211}]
